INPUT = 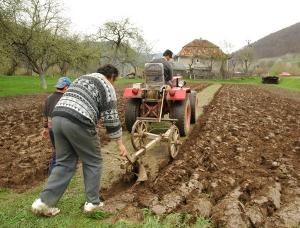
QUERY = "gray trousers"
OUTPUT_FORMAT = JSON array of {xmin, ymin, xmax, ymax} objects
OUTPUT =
[{"xmin": 40, "ymin": 116, "xmax": 102, "ymax": 206}]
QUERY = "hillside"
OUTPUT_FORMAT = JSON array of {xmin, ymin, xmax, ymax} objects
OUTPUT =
[{"xmin": 252, "ymin": 22, "xmax": 300, "ymax": 59}]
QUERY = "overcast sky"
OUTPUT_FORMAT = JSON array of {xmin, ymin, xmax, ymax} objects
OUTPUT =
[{"xmin": 63, "ymin": 0, "xmax": 300, "ymax": 54}]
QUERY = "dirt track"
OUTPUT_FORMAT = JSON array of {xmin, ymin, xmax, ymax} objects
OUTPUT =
[{"xmin": 102, "ymin": 85, "xmax": 300, "ymax": 227}]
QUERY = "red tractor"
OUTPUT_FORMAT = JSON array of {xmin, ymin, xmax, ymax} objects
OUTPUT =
[{"xmin": 123, "ymin": 63, "xmax": 198, "ymax": 137}]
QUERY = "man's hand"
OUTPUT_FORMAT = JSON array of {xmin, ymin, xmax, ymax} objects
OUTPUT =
[
  {"xmin": 118, "ymin": 143, "xmax": 128, "ymax": 157},
  {"xmin": 116, "ymin": 137, "xmax": 128, "ymax": 157},
  {"xmin": 41, "ymin": 128, "xmax": 49, "ymax": 139}
]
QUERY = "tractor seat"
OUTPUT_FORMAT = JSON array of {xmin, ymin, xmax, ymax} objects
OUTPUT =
[{"xmin": 144, "ymin": 63, "xmax": 165, "ymax": 88}]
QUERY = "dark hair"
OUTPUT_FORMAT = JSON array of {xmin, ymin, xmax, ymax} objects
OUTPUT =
[
  {"xmin": 97, "ymin": 64, "xmax": 119, "ymax": 80},
  {"xmin": 163, "ymin": 49, "xmax": 173, "ymax": 58}
]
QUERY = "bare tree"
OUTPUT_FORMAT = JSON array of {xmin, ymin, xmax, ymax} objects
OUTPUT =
[
  {"xmin": 229, "ymin": 56, "xmax": 238, "ymax": 74},
  {"xmin": 187, "ymin": 54, "xmax": 197, "ymax": 79},
  {"xmin": 120, "ymin": 35, "xmax": 152, "ymax": 77},
  {"xmin": 97, "ymin": 18, "xmax": 141, "ymax": 65},
  {"xmin": 220, "ymin": 40, "xmax": 234, "ymax": 77},
  {"xmin": 238, "ymin": 40, "xmax": 254, "ymax": 75}
]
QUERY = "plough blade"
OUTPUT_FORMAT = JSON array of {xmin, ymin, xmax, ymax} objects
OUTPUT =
[
  {"xmin": 136, "ymin": 163, "xmax": 148, "ymax": 182},
  {"xmin": 125, "ymin": 153, "xmax": 148, "ymax": 182}
]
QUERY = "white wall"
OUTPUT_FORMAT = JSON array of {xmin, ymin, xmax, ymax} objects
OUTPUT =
[{"xmin": 177, "ymin": 56, "xmax": 224, "ymax": 72}]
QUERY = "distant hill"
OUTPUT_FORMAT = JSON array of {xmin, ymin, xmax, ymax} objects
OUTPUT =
[{"xmin": 250, "ymin": 22, "xmax": 300, "ymax": 59}]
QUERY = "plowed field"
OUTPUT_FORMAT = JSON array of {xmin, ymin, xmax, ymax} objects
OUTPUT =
[
  {"xmin": 2, "ymin": 83, "xmax": 299, "ymax": 227},
  {"xmin": 102, "ymin": 85, "xmax": 300, "ymax": 227},
  {"xmin": 0, "ymin": 87, "xmax": 126, "ymax": 191},
  {"xmin": 0, "ymin": 83, "xmax": 208, "ymax": 192}
]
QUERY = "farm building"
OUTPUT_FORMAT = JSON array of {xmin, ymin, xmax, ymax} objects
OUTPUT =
[{"xmin": 175, "ymin": 39, "xmax": 228, "ymax": 78}]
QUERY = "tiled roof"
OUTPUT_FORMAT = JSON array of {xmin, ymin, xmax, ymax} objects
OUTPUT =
[{"xmin": 178, "ymin": 39, "xmax": 226, "ymax": 59}]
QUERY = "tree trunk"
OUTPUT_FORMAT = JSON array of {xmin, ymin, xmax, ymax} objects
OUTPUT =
[
  {"xmin": 134, "ymin": 66, "xmax": 137, "ymax": 78},
  {"xmin": 59, "ymin": 62, "xmax": 69, "ymax": 75},
  {"xmin": 244, "ymin": 60, "xmax": 248, "ymax": 74},
  {"xmin": 220, "ymin": 60, "xmax": 225, "ymax": 79},
  {"xmin": 112, "ymin": 47, "xmax": 119, "ymax": 65},
  {"xmin": 39, "ymin": 73, "xmax": 47, "ymax": 89},
  {"xmin": 26, "ymin": 65, "xmax": 33, "ymax": 76},
  {"xmin": 6, "ymin": 60, "xmax": 18, "ymax": 76}
]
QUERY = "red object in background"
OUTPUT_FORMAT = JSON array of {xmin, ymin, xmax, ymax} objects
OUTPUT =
[{"xmin": 279, "ymin": 72, "xmax": 291, "ymax": 76}]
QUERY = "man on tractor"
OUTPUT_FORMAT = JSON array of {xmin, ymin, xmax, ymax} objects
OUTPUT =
[{"xmin": 151, "ymin": 49, "xmax": 174, "ymax": 87}]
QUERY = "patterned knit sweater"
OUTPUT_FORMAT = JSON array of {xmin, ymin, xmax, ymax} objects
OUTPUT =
[{"xmin": 52, "ymin": 73, "xmax": 122, "ymax": 139}]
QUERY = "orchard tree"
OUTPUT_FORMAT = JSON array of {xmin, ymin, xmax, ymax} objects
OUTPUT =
[
  {"xmin": 56, "ymin": 36, "xmax": 76, "ymax": 75},
  {"xmin": 0, "ymin": 40, "xmax": 18, "ymax": 75},
  {"xmin": 73, "ymin": 38, "xmax": 100, "ymax": 74},
  {"xmin": 0, "ymin": 0, "xmax": 21, "ymax": 75},
  {"xmin": 119, "ymin": 35, "xmax": 152, "ymax": 77},
  {"xmin": 0, "ymin": 0, "xmax": 69, "ymax": 89},
  {"xmin": 97, "ymin": 18, "xmax": 144, "ymax": 65}
]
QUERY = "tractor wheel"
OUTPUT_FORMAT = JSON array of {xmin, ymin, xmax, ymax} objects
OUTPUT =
[
  {"xmin": 125, "ymin": 99, "xmax": 141, "ymax": 132},
  {"xmin": 189, "ymin": 91, "xmax": 198, "ymax": 123},
  {"xmin": 171, "ymin": 98, "xmax": 191, "ymax": 136}
]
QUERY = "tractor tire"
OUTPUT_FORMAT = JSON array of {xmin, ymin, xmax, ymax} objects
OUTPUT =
[
  {"xmin": 125, "ymin": 99, "xmax": 141, "ymax": 132},
  {"xmin": 189, "ymin": 91, "xmax": 198, "ymax": 123},
  {"xmin": 171, "ymin": 98, "xmax": 191, "ymax": 137}
]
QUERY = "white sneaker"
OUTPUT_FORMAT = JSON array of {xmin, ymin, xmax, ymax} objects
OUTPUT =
[
  {"xmin": 31, "ymin": 198, "xmax": 60, "ymax": 217},
  {"xmin": 83, "ymin": 201, "xmax": 104, "ymax": 213}
]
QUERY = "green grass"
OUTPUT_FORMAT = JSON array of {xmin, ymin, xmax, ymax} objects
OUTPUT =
[
  {"xmin": 115, "ymin": 78, "xmax": 142, "ymax": 85},
  {"xmin": 0, "ymin": 172, "xmax": 213, "ymax": 227},
  {"xmin": 0, "ymin": 75, "xmax": 66, "ymax": 96},
  {"xmin": 186, "ymin": 76, "xmax": 261, "ymax": 85},
  {"xmin": 1, "ymin": 75, "xmax": 299, "ymax": 97},
  {"xmin": 0, "ymin": 75, "xmax": 142, "ymax": 97},
  {"xmin": 275, "ymin": 76, "xmax": 300, "ymax": 91},
  {"xmin": 0, "ymin": 174, "xmax": 103, "ymax": 228},
  {"xmin": 187, "ymin": 76, "xmax": 300, "ymax": 92}
]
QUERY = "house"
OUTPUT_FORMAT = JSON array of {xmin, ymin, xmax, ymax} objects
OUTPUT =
[{"xmin": 176, "ymin": 39, "xmax": 227, "ymax": 78}]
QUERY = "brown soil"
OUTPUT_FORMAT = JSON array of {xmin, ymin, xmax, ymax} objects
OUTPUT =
[
  {"xmin": 0, "ymin": 82, "xmax": 208, "ymax": 192},
  {"xmin": 258, "ymin": 84, "xmax": 300, "ymax": 103},
  {"xmin": 0, "ymin": 86, "xmax": 126, "ymax": 191},
  {"xmin": 101, "ymin": 84, "xmax": 300, "ymax": 227},
  {"xmin": 0, "ymin": 94, "xmax": 51, "ymax": 191},
  {"xmin": 5, "ymin": 83, "xmax": 299, "ymax": 226}
]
